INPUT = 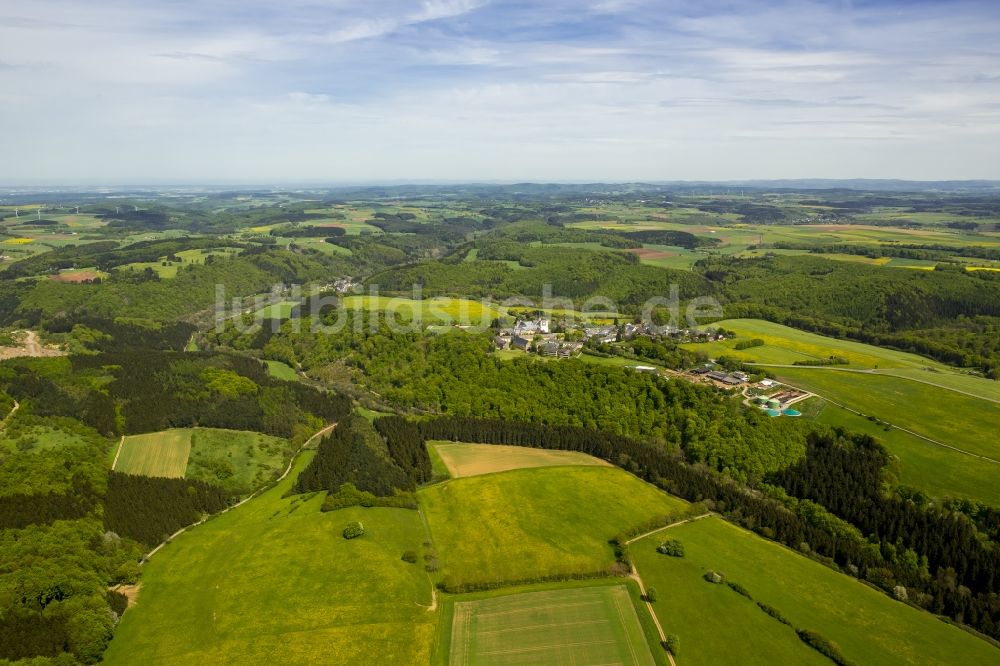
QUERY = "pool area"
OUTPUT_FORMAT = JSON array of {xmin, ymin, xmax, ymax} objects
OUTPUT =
[
  {"xmin": 765, "ymin": 408, "xmax": 781, "ymax": 417},
  {"xmin": 781, "ymin": 409, "xmax": 801, "ymax": 417}
]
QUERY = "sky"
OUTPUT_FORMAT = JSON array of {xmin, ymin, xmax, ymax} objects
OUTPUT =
[{"xmin": 1, "ymin": 0, "xmax": 999, "ymax": 184}]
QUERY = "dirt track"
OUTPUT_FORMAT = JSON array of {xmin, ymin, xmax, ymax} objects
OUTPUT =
[{"xmin": 0, "ymin": 330, "xmax": 64, "ymax": 360}]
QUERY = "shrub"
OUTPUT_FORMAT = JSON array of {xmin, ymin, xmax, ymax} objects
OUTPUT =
[
  {"xmin": 703, "ymin": 570, "xmax": 725, "ymax": 584},
  {"xmin": 757, "ymin": 602, "xmax": 788, "ymax": 624},
  {"xmin": 656, "ymin": 538, "xmax": 685, "ymax": 557},
  {"xmin": 645, "ymin": 587, "xmax": 658, "ymax": 603},
  {"xmin": 893, "ymin": 585, "xmax": 908, "ymax": 601},
  {"xmin": 795, "ymin": 629, "xmax": 852, "ymax": 666},
  {"xmin": 665, "ymin": 634, "xmax": 680, "ymax": 655},
  {"xmin": 726, "ymin": 581, "xmax": 752, "ymax": 599},
  {"xmin": 342, "ymin": 521, "xmax": 364, "ymax": 539},
  {"xmin": 401, "ymin": 550, "xmax": 418, "ymax": 563}
]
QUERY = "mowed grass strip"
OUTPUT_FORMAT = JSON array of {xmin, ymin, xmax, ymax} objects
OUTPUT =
[
  {"xmin": 449, "ymin": 585, "xmax": 654, "ymax": 666},
  {"xmin": 431, "ymin": 442, "xmax": 610, "ymax": 478},
  {"xmin": 114, "ymin": 429, "xmax": 192, "ymax": 478},
  {"xmin": 103, "ymin": 450, "xmax": 436, "ymax": 665},
  {"xmin": 420, "ymin": 466, "xmax": 688, "ymax": 587},
  {"xmin": 633, "ymin": 516, "xmax": 999, "ymax": 666}
]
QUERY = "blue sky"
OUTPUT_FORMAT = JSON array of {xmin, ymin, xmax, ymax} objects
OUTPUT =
[{"xmin": 1, "ymin": 0, "xmax": 998, "ymax": 183}]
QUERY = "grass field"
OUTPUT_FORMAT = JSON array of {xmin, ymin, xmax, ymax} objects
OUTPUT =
[
  {"xmin": 114, "ymin": 429, "xmax": 192, "ymax": 478},
  {"xmin": 341, "ymin": 295, "xmax": 506, "ymax": 326},
  {"xmin": 114, "ymin": 427, "xmax": 295, "ymax": 495},
  {"xmin": 772, "ymin": 367, "xmax": 1000, "ymax": 461},
  {"xmin": 419, "ymin": 466, "xmax": 688, "ymax": 587},
  {"xmin": 633, "ymin": 516, "xmax": 999, "ymax": 666},
  {"xmin": 810, "ymin": 398, "xmax": 1000, "ymax": 505},
  {"xmin": 448, "ymin": 585, "xmax": 655, "ymax": 666},
  {"xmin": 684, "ymin": 319, "xmax": 959, "ymax": 369},
  {"xmin": 119, "ymin": 247, "xmax": 242, "ymax": 278},
  {"xmin": 103, "ymin": 450, "xmax": 436, "ymax": 665},
  {"xmin": 264, "ymin": 359, "xmax": 297, "ymax": 380},
  {"xmin": 430, "ymin": 442, "xmax": 610, "ymax": 478},
  {"xmin": 253, "ymin": 300, "xmax": 300, "ymax": 319}
]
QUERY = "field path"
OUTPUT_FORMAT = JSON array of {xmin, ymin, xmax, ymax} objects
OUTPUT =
[
  {"xmin": 626, "ymin": 515, "xmax": 713, "ymax": 666},
  {"xmin": 111, "ymin": 435, "xmax": 125, "ymax": 470},
  {"xmin": 628, "ymin": 570, "xmax": 675, "ymax": 666},
  {"xmin": 752, "ymin": 364, "xmax": 1000, "ymax": 405},
  {"xmin": 0, "ymin": 399, "xmax": 19, "ymax": 430},
  {"xmin": 141, "ymin": 422, "xmax": 336, "ymax": 563},
  {"xmin": 415, "ymin": 505, "xmax": 438, "ymax": 612},
  {"xmin": 773, "ymin": 377, "xmax": 1000, "ymax": 465},
  {"xmin": 625, "ymin": 513, "xmax": 713, "ymax": 546}
]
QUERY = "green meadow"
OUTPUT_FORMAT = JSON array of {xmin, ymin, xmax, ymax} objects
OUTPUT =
[
  {"xmin": 632, "ymin": 516, "xmax": 999, "ymax": 666},
  {"xmin": 685, "ymin": 318, "xmax": 961, "ymax": 369},
  {"xmin": 809, "ymin": 398, "xmax": 1000, "ymax": 505},
  {"xmin": 419, "ymin": 465, "xmax": 688, "ymax": 588},
  {"xmin": 772, "ymin": 367, "xmax": 1000, "ymax": 462},
  {"xmin": 103, "ymin": 451, "xmax": 436, "ymax": 666}
]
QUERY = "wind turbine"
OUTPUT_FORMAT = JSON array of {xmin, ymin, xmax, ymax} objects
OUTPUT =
[
  {"xmin": 37, "ymin": 207, "xmax": 41, "ymax": 221},
  {"xmin": 13, "ymin": 207, "xmax": 17, "ymax": 218},
  {"xmin": 75, "ymin": 206, "xmax": 80, "ymax": 214}
]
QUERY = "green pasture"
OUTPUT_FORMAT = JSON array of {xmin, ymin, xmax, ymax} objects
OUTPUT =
[
  {"xmin": 809, "ymin": 399, "xmax": 1000, "ymax": 505},
  {"xmin": 119, "ymin": 247, "xmax": 242, "ymax": 278},
  {"xmin": 419, "ymin": 465, "xmax": 688, "ymax": 588},
  {"xmin": 686, "ymin": 319, "xmax": 965, "ymax": 370},
  {"xmin": 253, "ymin": 300, "xmax": 300, "ymax": 319},
  {"xmin": 103, "ymin": 450, "xmax": 436, "ymax": 665},
  {"xmin": 632, "ymin": 516, "xmax": 998, "ymax": 666},
  {"xmin": 772, "ymin": 367, "xmax": 1000, "ymax": 462}
]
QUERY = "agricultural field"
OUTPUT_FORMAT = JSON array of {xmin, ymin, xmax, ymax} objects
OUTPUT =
[
  {"xmin": 632, "ymin": 516, "xmax": 998, "ymax": 666},
  {"xmin": 340, "ymin": 295, "xmax": 506, "ymax": 326},
  {"xmin": 430, "ymin": 442, "xmax": 610, "ymax": 478},
  {"xmin": 113, "ymin": 429, "xmax": 192, "ymax": 478},
  {"xmin": 419, "ymin": 465, "xmax": 688, "ymax": 588},
  {"xmin": 49, "ymin": 267, "xmax": 108, "ymax": 283},
  {"xmin": 102, "ymin": 451, "xmax": 436, "ymax": 665},
  {"xmin": 446, "ymin": 585, "xmax": 656, "ymax": 666}
]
